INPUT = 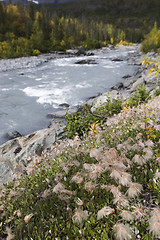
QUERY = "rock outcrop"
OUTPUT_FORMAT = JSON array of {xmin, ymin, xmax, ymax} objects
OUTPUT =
[{"xmin": 0, "ymin": 124, "xmax": 64, "ymax": 185}]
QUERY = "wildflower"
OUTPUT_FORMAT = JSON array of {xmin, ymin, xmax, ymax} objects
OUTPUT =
[
  {"xmin": 90, "ymin": 148, "xmax": 101, "ymax": 160},
  {"xmin": 75, "ymin": 198, "xmax": 84, "ymax": 206},
  {"xmin": 71, "ymin": 172, "xmax": 83, "ymax": 184},
  {"xmin": 154, "ymin": 171, "xmax": 160, "ymax": 179},
  {"xmin": 13, "ymin": 209, "xmax": 22, "ymax": 218},
  {"xmin": 120, "ymin": 210, "xmax": 134, "ymax": 221},
  {"xmin": 97, "ymin": 206, "xmax": 115, "ymax": 220},
  {"xmin": 119, "ymin": 172, "xmax": 132, "ymax": 186},
  {"xmin": 72, "ymin": 209, "xmax": 88, "ymax": 224},
  {"xmin": 101, "ymin": 184, "xmax": 111, "ymax": 192},
  {"xmin": 60, "ymin": 189, "xmax": 73, "ymax": 196},
  {"xmin": 53, "ymin": 183, "xmax": 65, "ymax": 194},
  {"xmin": 143, "ymin": 148, "xmax": 153, "ymax": 160},
  {"xmin": 133, "ymin": 205, "xmax": 146, "ymax": 219},
  {"xmin": 113, "ymin": 223, "xmax": 133, "ymax": 240},
  {"xmin": 113, "ymin": 195, "xmax": 129, "ymax": 207},
  {"xmin": 133, "ymin": 154, "xmax": 145, "ymax": 166},
  {"xmin": 136, "ymin": 133, "xmax": 143, "ymax": 140},
  {"xmin": 145, "ymin": 139, "xmax": 154, "ymax": 148},
  {"xmin": 149, "ymin": 221, "xmax": 160, "ymax": 238},
  {"xmin": 6, "ymin": 227, "xmax": 14, "ymax": 240},
  {"xmin": 110, "ymin": 169, "xmax": 121, "ymax": 181},
  {"xmin": 110, "ymin": 185, "xmax": 121, "ymax": 197},
  {"xmin": 127, "ymin": 183, "xmax": 143, "ymax": 198},
  {"xmin": 150, "ymin": 208, "xmax": 160, "ymax": 222},
  {"xmin": 24, "ymin": 213, "xmax": 34, "ymax": 224},
  {"xmin": 42, "ymin": 189, "xmax": 51, "ymax": 199},
  {"xmin": 85, "ymin": 181, "xmax": 97, "ymax": 192}
]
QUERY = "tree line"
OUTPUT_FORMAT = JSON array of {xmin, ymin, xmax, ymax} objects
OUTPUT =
[{"xmin": 0, "ymin": 0, "xmax": 159, "ymax": 58}]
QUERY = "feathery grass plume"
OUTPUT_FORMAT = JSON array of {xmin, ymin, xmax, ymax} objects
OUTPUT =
[
  {"xmin": 112, "ymin": 162, "xmax": 127, "ymax": 171},
  {"xmin": 101, "ymin": 184, "xmax": 111, "ymax": 192},
  {"xmin": 113, "ymin": 223, "xmax": 133, "ymax": 240},
  {"xmin": 156, "ymin": 157, "xmax": 160, "ymax": 166},
  {"xmin": 13, "ymin": 209, "xmax": 22, "ymax": 218},
  {"xmin": 89, "ymin": 148, "xmax": 101, "ymax": 160},
  {"xmin": 110, "ymin": 169, "xmax": 122, "ymax": 181},
  {"xmin": 97, "ymin": 206, "xmax": 115, "ymax": 220},
  {"xmin": 113, "ymin": 195, "xmax": 129, "ymax": 208},
  {"xmin": 53, "ymin": 182, "xmax": 65, "ymax": 194},
  {"xmin": 150, "ymin": 208, "xmax": 160, "ymax": 222},
  {"xmin": 143, "ymin": 147, "xmax": 153, "ymax": 160},
  {"xmin": 127, "ymin": 183, "xmax": 143, "ymax": 198},
  {"xmin": 41, "ymin": 189, "xmax": 51, "ymax": 199},
  {"xmin": 6, "ymin": 227, "xmax": 14, "ymax": 240},
  {"xmin": 133, "ymin": 205, "xmax": 146, "ymax": 219},
  {"xmin": 149, "ymin": 221, "xmax": 160, "ymax": 238},
  {"xmin": 24, "ymin": 213, "xmax": 34, "ymax": 224},
  {"xmin": 85, "ymin": 181, "xmax": 97, "ymax": 192},
  {"xmin": 154, "ymin": 171, "xmax": 160, "ymax": 179},
  {"xmin": 136, "ymin": 132, "xmax": 143, "ymax": 140},
  {"xmin": 118, "ymin": 172, "xmax": 132, "ymax": 186},
  {"xmin": 110, "ymin": 185, "xmax": 122, "ymax": 197},
  {"xmin": 83, "ymin": 163, "xmax": 95, "ymax": 172},
  {"xmin": 72, "ymin": 209, "xmax": 88, "ymax": 224},
  {"xmin": 120, "ymin": 210, "xmax": 134, "ymax": 221},
  {"xmin": 133, "ymin": 154, "xmax": 145, "ymax": 166},
  {"xmin": 145, "ymin": 139, "xmax": 154, "ymax": 147},
  {"xmin": 71, "ymin": 172, "xmax": 83, "ymax": 184}
]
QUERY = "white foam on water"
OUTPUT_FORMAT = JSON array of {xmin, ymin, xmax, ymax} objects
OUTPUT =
[
  {"xmin": 75, "ymin": 83, "xmax": 92, "ymax": 89},
  {"xmin": 1, "ymin": 88, "xmax": 10, "ymax": 91},
  {"xmin": 35, "ymin": 78, "xmax": 43, "ymax": 81}
]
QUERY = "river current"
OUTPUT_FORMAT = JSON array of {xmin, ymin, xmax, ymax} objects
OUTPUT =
[{"xmin": 0, "ymin": 45, "xmax": 138, "ymax": 145}]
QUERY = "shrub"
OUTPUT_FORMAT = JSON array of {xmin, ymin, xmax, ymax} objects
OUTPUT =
[
  {"xmin": 141, "ymin": 22, "xmax": 160, "ymax": 53},
  {"xmin": 126, "ymin": 83, "xmax": 151, "ymax": 107},
  {"xmin": 64, "ymin": 97, "xmax": 122, "ymax": 138}
]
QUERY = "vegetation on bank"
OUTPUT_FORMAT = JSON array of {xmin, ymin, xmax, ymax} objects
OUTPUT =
[
  {"xmin": 0, "ymin": 73, "xmax": 160, "ymax": 238},
  {"xmin": 0, "ymin": 0, "xmax": 160, "ymax": 58}
]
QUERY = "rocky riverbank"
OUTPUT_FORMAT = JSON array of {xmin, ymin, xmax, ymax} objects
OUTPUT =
[{"xmin": 0, "ymin": 45, "xmax": 159, "ymax": 186}]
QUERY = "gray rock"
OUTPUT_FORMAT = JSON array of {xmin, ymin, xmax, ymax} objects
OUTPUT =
[
  {"xmin": 0, "ymin": 161, "xmax": 13, "ymax": 186},
  {"xmin": 0, "ymin": 127, "xmax": 57, "ymax": 173},
  {"xmin": 111, "ymin": 82, "xmax": 124, "ymax": 90},
  {"xmin": 59, "ymin": 103, "xmax": 70, "ymax": 108},
  {"xmin": 7, "ymin": 131, "xmax": 22, "ymax": 140},
  {"xmin": 75, "ymin": 59, "xmax": 97, "ymax": 65}
]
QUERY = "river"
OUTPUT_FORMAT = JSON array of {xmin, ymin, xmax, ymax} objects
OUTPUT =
[{"xmin": 0, "ymin": 45, "xmax": 139, "ymax": 145}]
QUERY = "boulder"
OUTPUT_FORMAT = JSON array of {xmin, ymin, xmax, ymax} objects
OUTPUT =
[
  {"xmin": 111, "ymin": 82, "xmax": 124, "ymax": 90},
  {"xmin": 0, "ymin": 127, "xmax": 57, "ymax": 183},
  {"xmin": 59, "ymin": 103, "xmax": 70, "ymax": 108},
  {"xmin": 7, "ymin": 131, "xmax": 22, "ymax": 140},
  {"xmin": 75, "ymin": 59, "xmax": 97, "ymax": 65}
]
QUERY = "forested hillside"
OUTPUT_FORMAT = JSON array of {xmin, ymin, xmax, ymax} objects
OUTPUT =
[{"xmin": 0, "ymin": 0, "xmax": 160, "ymax": 58}]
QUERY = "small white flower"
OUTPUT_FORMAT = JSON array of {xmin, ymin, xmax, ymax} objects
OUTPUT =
[{"xmin": 97, "ymin": 206, "xmax": 115, "ymax": 220}]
